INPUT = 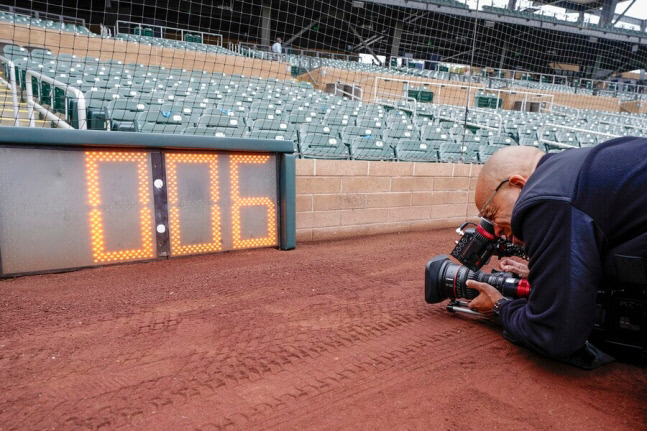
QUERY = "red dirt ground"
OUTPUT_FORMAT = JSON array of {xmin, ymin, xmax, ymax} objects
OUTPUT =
[{"xmin": 0, "ymin": 228, "xmax": 645, "ymax": 431}]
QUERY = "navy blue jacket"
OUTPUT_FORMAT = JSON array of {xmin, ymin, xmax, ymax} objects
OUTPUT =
[{"xmin": 499, "ymin": 136, "xmax": 647, "ymax": 358}]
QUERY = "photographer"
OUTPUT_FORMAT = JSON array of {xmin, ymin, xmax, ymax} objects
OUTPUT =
[{"xmin": 466, "ymin": 137, "xmax": 647, "ymax": 366}]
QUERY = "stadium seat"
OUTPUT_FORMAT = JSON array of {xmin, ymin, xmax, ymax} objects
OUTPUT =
[
  {"xmin": 250, "ymin": 119, "xmax": 297, "ymax": 140},
  {"xmin": 356, "ymin": 116, "xmax": 385, "ymax": 128},
  {"xmin": 325, "ymin": 114, "xmax": 354, "ymax": 127},
  {"xmin": 197, "ymin": 114, "xmax": 245, "ymax": 130},
  {"xmin": 341, "ymin": 126, "xmax": 384, "ymax": 145},
  {"xmin": 385, "ymin": 123, "xmax": 419, "ymax": 140},
  {"xmin": 136, "ymin": 109, "xmax": 189, "ymax": 133},
  {"xmin": 350, "ymin": 136, "xmax": 394, "ymax": 161},
  {"xmin": 83, "ymin": 89, "xmax": 120, "ymax": 130},
  {"xmin": 106, "ymin": 100, "xmax": 148, "ymax": 131},
  {"xmin": 438, "ymin": 142, "xmax": 480, "ymax": 163},
  {"xmin": 300, "ymin": 135, "xmax": 350, "ymax": 159},
  {"xmin": 395, "ymin": 140, "xmax": 438, "ymax": 162},
  {"xmin": 489, "ymin": 135, "xmax": 516, "ymax": 146}
]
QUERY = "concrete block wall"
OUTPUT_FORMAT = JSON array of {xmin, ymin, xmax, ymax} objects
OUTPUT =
[{"xmin": 295, "ymin": 159, "xmax": 482, "ymax": 242}]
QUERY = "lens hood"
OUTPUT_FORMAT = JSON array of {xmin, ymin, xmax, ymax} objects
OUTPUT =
[{"xmin": 425, "ymin": 255, "xmax": 450, "ymax": 303}]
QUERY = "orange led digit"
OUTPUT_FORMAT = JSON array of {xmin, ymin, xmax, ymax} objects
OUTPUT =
[
  {"xmin": 85, "ymin": 151, "xmax": 155, "ymax": 263},
  {"xmin": 230, "ymin": 154, "xmax": 277, "ymax": 249},
  {"xmin": 165, "ymin": 153, "xmax": 222, "ymax": 256}
]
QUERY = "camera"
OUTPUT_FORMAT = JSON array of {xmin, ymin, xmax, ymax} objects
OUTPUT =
[
  {"xmin": 451, "ymin": 218, "xmax": 527, "ymax": 271},
  {"xmin": 426, "ymin": 220, "xmax": 647, "ymax": 360}
]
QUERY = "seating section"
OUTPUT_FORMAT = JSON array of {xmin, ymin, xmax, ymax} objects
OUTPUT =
[
  {"xmin": 2, "ymin": 40, "xmax": 646, "ymax": 163},
  {"xmin": 0, "ymin": 11, "xmax": 93, "ymax": 36}
]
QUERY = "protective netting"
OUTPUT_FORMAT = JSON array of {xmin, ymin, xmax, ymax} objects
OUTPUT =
[{"xmin": 0, "ymin": 0, "xmax": 646, "ymax": 161}]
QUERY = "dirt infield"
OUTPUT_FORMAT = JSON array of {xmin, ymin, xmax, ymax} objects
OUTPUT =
[{"xmin": 1, "ymin": 229, "xmax": 645, "ymax": 430}]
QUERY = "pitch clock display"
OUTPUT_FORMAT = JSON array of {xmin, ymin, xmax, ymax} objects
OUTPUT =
[{"xmin": 0, "ymin": 136, "xmax": 292, "ymax": 277}]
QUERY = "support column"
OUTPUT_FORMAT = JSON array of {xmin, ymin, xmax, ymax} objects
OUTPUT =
[
  {"xmin": 507, "ymin": 0, "xmax": 517, "ymax": 10},
  {"xmin": 592, "ymin": 54, "xmax": 602, "ymax": 80},
  {"xmin": 261, "ymin": 0, "xmax": 272, "ymax": 47},
  {"xmin": 499, "ymin": 41, "xmax": 508, "ymax": 70},
  {"xmin": 600, "ymin": 0, "xmax": 618, "ymax": 27},
  {"xmin": 390, "ymin": 20, "xmax": 403, "ymax": 59}
]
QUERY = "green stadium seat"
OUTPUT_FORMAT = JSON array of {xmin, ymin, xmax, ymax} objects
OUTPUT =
[
  {"xmin": 489, "ymin": 135, "xmax": 515, "ymax": 146},
  {"xmin": 286, "ymin": 112, "xmax": 320, "ymax": 125},
  {"xmin": 395, "ymin": 140, "xmax": 438, "ymax": 162},
  {"xmin": 197, "ymin": 114, "xmax": 245, "ymax": 129},
  {"xmin": 106, "ymin": 100, "xmax": 148, "ymax": 131},
  {"xmin": 325, "ymin": 114, "xmax": 354, "ymax": 127},
  {"xmin": 246, "ymin": 109, "xmax": 283, "ymax": 125},
  {"xmin": 341, "ymin": 126, "xmax": 383, "ymax": 145},
  {"xmin": 350, "ymin": 136, "xmax": 395, "ymax": 161},
  {"xmin": 300, "ymin": 135, "xmax": 349, "ymax": 159},
  {"xmin": 136, "ymin": 109, "xmax": 189, "ymax": 133},
  {"xmin": 438, "ymin": 142, "xmax": 480, "ymax": 163},
  {"xmin": 251, "ymin": 119, "xmax": 297, "ymax": 140},
  {"xmin": 356, "ymin": 116, "xmax": 385, "ymax": 128},
  {"xmin": 385, "ymin": 124, "xmax": 419, "ymax": 140}
]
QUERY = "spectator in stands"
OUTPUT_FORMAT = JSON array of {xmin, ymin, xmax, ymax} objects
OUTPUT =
[
  {"xmin": 465, "ymin": 139, "xmax": 647, "ymax": 368},
  {"xmin": 272, "ymin": 37, "xmax": 282, "ymax": 60}
]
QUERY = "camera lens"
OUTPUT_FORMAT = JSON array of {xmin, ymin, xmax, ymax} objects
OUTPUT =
[
  {"xmin": 425, "ymin": 255, "xmax": 479, "ymax": 303},
  {"xmin": 425, "ymin": 255, "xmax": 530, "ymax": 304}
]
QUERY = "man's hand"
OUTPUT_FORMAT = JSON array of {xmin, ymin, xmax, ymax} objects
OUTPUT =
[
  {"xmin": 466, "ymin": 280, "xmax": 504, "ymax": 316},
  {"xmin": 499, "ymin": 257, "xmax": 529, "ymax": 278}
]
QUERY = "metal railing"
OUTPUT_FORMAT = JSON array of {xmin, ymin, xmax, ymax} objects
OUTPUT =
[
  {"xmin": 334, "ymin": 81, "xmax": 363, "ymax": 101},
  {"xmin": 0, "ymin": 55, "xmax": 21, "ymax": 126},
  {"xmin": 236, "ymin": 43, "xmax": 355, "ymax": 61},
  {"xmin": 464, "ymin": 108, "xmax": 503, "ymax": 133},
  {"xmin": 0, "ymin": 4, "xmax": 85, "ymax": 26},
  {"xmin": 115, "ymin": 20, "xmax": 224, "ymax": 46},
  {"xmin": 551, "ymin": 104, "xmax": 581, "ymax": 117},
  {"xmin": 25, "ymin": 70, "xmax": 86, "ymax": 130}
]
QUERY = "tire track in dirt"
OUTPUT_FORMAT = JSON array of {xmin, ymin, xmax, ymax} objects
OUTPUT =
[{"xmin": 0, "ymin": 297, "xmax": 446, "ymax": 429}]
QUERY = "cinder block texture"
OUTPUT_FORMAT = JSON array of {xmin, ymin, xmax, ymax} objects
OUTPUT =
[{"xmin": 296, "ymin": 159, "xmax": 480, "ymax": 242}]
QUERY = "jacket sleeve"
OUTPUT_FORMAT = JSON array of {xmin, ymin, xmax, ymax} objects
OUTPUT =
[{"xmin": 498, "ymin": 199, "xmax": 603, "ymax": 358}]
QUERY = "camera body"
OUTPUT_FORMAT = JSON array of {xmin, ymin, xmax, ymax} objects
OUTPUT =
[{"xmin": 450, "ymin": 219, "xmax": 527, "ymax": 271}]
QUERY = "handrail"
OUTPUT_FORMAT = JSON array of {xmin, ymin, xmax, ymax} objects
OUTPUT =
[
  {"xmin": 466, "ymin": 108, "xmax": 503, "ymax": 133},
  {"xmin": 115, "ymin": 20, "xmax": 224, "ymax": 47},
  {"xmin": 237, "ymin": 42, "xmax": 354, "ymax": 62},
  {"xmin": 0, "ymin": 55, "xmax": 21, "ymax": 126},
  {"xmin": 0, "ymin": 4, "xmax": 85, "ymax": 26},
  {"xmin": 551, "ymin": 103, "xmax": 580, "ymax": 116},
  {"xmin": 334, "ymin": 81, "xmax": 363, "ymax": 101},
  {"xmin": 25, "ymin": 70, "xmax": 86, "ymax": 130}
]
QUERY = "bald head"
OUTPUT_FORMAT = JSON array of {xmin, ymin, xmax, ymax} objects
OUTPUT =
[{"xmin": 475, "ymin": 146, "xmax": 545, "ymax": 212}]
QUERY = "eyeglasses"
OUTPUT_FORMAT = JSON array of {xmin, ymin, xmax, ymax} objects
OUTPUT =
[{"xmin": 478, "ymin": 178, "xmax": 509, "ymax": 218}]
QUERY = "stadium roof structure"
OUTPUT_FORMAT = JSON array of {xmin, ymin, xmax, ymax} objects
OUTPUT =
[
  {"xmin": 531, "ymin": 0, "xmax": 608, "ymax": 12},
  {"xmin": 357, "ymin": 0, "xmax": 645, "ymax": 74}
]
